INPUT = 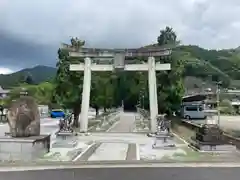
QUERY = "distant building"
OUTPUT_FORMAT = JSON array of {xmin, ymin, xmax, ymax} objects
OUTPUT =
[{"xmin": 0, "ymin": 86, "xmax": 10, "ymax": 99}]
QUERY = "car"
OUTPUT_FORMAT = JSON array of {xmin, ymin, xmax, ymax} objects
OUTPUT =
[{"xmin": 50, "ymin": 109, "xmax": 65, "ymax": 118}]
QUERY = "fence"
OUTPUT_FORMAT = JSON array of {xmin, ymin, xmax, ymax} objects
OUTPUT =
[{"xmin": 136, "ymin": 107, "xmax": 150, "ymax": 120}]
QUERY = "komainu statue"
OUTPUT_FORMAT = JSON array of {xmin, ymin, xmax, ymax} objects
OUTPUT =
[{"xmin": 7, "ymin": 96, "xmax": 40, "ymax": 137}]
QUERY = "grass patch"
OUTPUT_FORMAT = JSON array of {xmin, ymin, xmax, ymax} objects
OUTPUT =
[
  {"xmin": 171, "ymin": 118, "xmax": 195, "ymax": 142},
  {"xmin": 161, "ymin": 146, "xmax": 224, "ymax": 162}
]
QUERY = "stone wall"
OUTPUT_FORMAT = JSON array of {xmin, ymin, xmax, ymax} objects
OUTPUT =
[{"xmin": 0, "ymin": 135, "xmax": 50, "ymax": 161}]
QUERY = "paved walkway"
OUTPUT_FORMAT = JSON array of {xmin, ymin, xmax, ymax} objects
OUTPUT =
[
  {"xmin": 107, "ymin": 112, "xmax": 136, "ymax": 132},
  {"xmin": 88, "ymin": 143, "xmax": 129, "ymax": 161},
  {"xmin": 87, "ymin": 112, "xmax": 136, "ymax": 161}
]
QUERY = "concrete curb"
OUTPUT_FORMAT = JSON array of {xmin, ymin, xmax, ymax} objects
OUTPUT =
[
  {"xmin": 136, "ymin": 144, "xmax": 140, "ymax": 160},
  {"xmin": 74, "ymin": 143, "xmax": 102, "ymax": 161},
  {"xmin": 106, "ymin": 112, "xmax": 121, "ymax": 132}
]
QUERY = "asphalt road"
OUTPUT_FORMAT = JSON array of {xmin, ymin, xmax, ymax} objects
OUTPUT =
[{"xmin": 1, "ymin": 167, "xmax": 240, "ymax": 180}]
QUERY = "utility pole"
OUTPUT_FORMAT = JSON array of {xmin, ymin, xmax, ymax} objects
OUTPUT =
[
  {"xmin": 142, "ymin": 94, "xmax": 145, "ymax": 110},
  {"xmin": 216, "ymin": 81, "xmax": 222, "ymax": 126}
]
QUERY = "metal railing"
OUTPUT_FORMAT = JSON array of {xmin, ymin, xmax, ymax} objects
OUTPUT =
[{"xmin": 135, "ymin": 107, "xmax": 150, "ymax": 131}]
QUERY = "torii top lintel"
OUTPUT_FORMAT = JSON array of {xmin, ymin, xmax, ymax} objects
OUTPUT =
[{"xmin": 61, "ymin": 44, "xmax": 172, "ymax": 58}]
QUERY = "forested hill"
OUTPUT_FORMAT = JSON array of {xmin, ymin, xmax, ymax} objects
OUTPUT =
[
  {"xmin": 0, "ymin": 45, "xmax": 240, "ymax": 88},
  {"xmin": 177, "ymin": 45, "xmax": 240, "ymax": 88},
  {"xmin": 0, "ymin": 65, "xmax": 57, "ymax": 88}
]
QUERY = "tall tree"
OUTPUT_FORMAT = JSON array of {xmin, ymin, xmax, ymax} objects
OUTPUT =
[
  {"xmin": 53, "ymin": 38, "xmax": 118, "ymax": 127},
  {"xmin": 53, "ymin": 38, "xmax": 85, "ymax": 127},
  {"xmin": 119, "ymin": 58, "xmax": 148, "ymax": 110},
  {"xmin": 157, "ymin": 26, "xmax": 185, "ymax": 115},
  {"xmin": 91, "ymin": 72, "xmax": 117, "ymax": 113},
  {"xmin": 25, "ymin": 72, "xmax": 35, "ymax": 85},
  {"xmin": 157, "ymin": 26, "xmax": 179, "ymax": 46}
]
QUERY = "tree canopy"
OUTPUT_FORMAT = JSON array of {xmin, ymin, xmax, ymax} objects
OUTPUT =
[{"xmin": 156, "ymin": 26, "xmax": 184, "ymax": 114}]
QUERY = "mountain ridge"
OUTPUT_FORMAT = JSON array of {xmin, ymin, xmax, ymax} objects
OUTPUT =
[
  {"xmin": 0, "ymin": 65, "xmax": 57, "ymax": 88},
  {"xmin": 0, "ymin": 45, "xmax": 239, "ymax": 89}
]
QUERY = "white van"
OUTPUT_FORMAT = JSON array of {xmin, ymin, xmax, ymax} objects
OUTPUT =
[{"xmin": 181, "ymin": 104, "xmax": 206, "ymax": 120}]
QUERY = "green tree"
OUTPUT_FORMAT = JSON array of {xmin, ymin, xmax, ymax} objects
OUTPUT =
[
  {"xmin": 18, "ymin": 74, "xmax": 26, "ymax": 84},
  {"xmin": 91, "ymin": 72, "xmax": 117, "ymax": 113},
  {"xmin": 157, "ymin": 26, "xmax": 179, "ymax": 46},
  {"xmin": 25, "ymin": 73, "xmax": 35, "ymax": 85},
  {"xmin": 34, "ymin": 82, "xmax": 54, "ymax": 105},
  {"xmin": 4, "ymin": 83, "xmax": 54, "ymax": 107},
  {"xmin": 157, "ymin": 26, "xmax": 185, "ymax": 115},
  {"xmin": 70, "ymin": 37, "xmax": 85, "ymax": 50},
  {"xmin": 53, "ymin": 39, "xmax": 85, "ymax": 127}
]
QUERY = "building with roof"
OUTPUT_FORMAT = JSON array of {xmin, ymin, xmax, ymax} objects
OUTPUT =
[{"xmin": 0, "ymin": 86, "xmax": 10, "ymax": 99}]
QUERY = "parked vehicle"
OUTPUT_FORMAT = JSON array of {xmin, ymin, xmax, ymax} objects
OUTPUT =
[
  {"xmin": 181, "ymin": 104, "xmax": 206, "ymax": 120},
  {"xmin": 50, "ymin": 109, "xmax": 65, "ymax": 118}
]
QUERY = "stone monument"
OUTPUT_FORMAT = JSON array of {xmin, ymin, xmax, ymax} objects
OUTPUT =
[
  {"xmin": 0, "ymin": 96, "xmax": 50, "ymax": 161},
  {"xmin": 7, "ymin": 96, "xmax": 40, "ymax": 137},
  {"xmin": 191, "ymin": 124, "xmax": 236, "ymax": 151}
]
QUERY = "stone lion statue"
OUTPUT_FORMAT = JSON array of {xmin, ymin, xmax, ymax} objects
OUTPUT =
[{"xmin": 7, "ymin": 96, "xmax": 40, "ymax": 137}]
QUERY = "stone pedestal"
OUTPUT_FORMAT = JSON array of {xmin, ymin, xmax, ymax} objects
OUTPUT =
[
  {"xmin": 191, "ymin": 124, "xmax": 236, "ymax": 151},
  {"xmin": 151, "ymin": 130, "xmax": 176, "ymax": 149},
  {"xmin": 0, "ymin": 135, "xmax": 50, "ymax": 161},
  {"xmin": 53, "ymin": 131, "xmax": 78, "ymax": 148},
  {"xmin": 152, "ymin": 136, "xmax": 176, "ymax": 149}
]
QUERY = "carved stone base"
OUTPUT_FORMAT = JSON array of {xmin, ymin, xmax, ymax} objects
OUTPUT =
[
  {"xmin": 152, "ymin": 138, "xmax": 176, "ymax": 149},
  {"xmin": 56, "ymin": 131, "xmax": 77, "ymax": 138},
  {"xmin": 190, "ymin": 139, "xmax": 236, "ymax": 152},
  {"xmin": 52, "ymin": 140, "xmax": 78, "ymax": 148},
  {"xmin": 147, "ymin": 132, "xmax": 174, "ymax": 138},
  {"xmin": 0, "ymin": 135, "xmax": 50, "ymax": 161},
  {"xmin": 54, "ymin": 131, "xmax": 78, "ymax": 148},
  {"xmin": 190, "ymin": 124, "xmax": 233, "ymax": 152},
  {"xmin": 152, "ymin": 143, "xmax": 176, "ymax": 149}
]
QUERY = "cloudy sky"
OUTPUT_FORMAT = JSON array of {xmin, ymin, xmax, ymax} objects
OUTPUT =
[{"xmin": 1, "ymin": 0, "xmax": 240, "ymax": 74}]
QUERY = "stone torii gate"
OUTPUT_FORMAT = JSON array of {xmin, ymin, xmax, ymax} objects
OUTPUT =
[{"xmin": 63, "ymin": 45, "xmax": 172, "ymax": 133}]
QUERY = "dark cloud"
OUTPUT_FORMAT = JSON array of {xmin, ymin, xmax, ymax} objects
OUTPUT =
[
  {"xmin": 1, "ymin": 0, "xmax": 240, "ymax": 70},
  {"xmin": 0, "ymin": 30, "xmax": 57, "ymax": 69}
]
